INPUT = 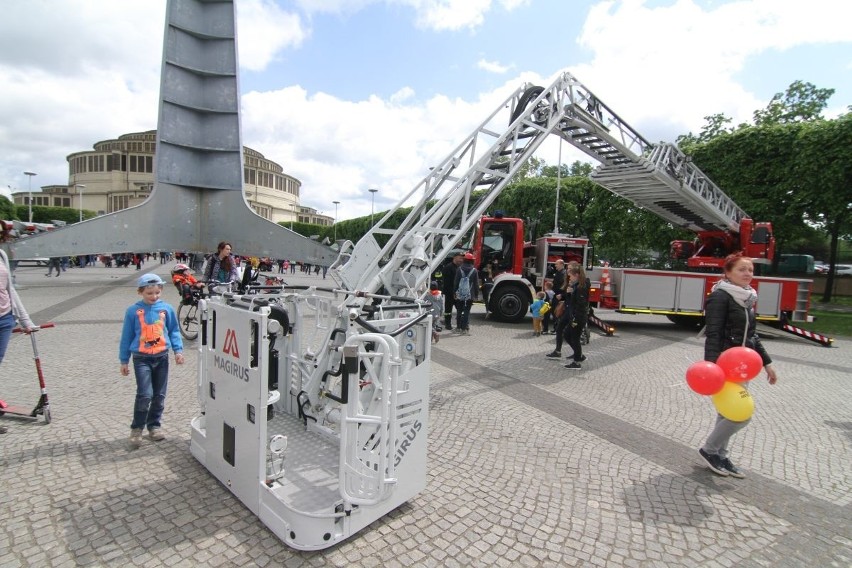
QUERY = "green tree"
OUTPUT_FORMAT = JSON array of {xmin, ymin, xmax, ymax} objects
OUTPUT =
[
  {"xmin": 677, "ymin": 113, "xmax": 734, "ymax": 147},
  {"xmin": 789, "ymin": 113, "xmax": 852, "ymax": 302},
  {"xmin": 0, "ymin": 195, "xmax": 17, "ymax": 220},
  {"xmin": 689, "ymin": 124, "xmax": 812, "ymax": 262},
  {"xmin": 753, "ymin": 80, "xmax": 835, "ymax": 125},
  {"xmin": 679, "ymin": 80, "xmax": 850, "ymax": 299}
]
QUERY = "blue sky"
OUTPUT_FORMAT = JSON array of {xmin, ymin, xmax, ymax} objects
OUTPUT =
[{"xmin": 1, "ymin": 0, "xmax": 850, "ymax": 220}]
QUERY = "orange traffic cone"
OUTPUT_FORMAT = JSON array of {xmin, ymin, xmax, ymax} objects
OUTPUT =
[{"xmin": 600, "ymin": 264, "xmax": 617, "ymax": 308}]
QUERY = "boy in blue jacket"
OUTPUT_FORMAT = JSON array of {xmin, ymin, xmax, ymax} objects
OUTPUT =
[{"xmin": 119, "ymin": 274, "xmax": 184, "ymax": 448}]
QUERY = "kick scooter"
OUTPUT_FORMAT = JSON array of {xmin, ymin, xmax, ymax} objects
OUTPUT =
[{"xmin": 0, "ymin": 322, "xmax": 55, "ymax": 424}]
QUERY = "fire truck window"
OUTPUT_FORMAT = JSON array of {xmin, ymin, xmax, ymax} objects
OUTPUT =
[{"xmin": 751, "ymin": 226, "xmax": 770, "ymax": 244}]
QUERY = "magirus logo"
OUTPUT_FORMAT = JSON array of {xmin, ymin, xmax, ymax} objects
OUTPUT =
[
  {"xmin": 223, "ymin": 328, "xmax": 240, "ymax": 358},
  {"xmin": 214, "ymin": 328, "xmax": 249, "ymax": 382}
]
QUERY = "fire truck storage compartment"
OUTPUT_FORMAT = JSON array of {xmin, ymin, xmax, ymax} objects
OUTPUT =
[
  {"xmin": 753, "ymin": 280, "xmax": 782, "ymax": 319},
  {"xmin": 620, "ymin": 271, "xmax": 705, "ymax": 313}
]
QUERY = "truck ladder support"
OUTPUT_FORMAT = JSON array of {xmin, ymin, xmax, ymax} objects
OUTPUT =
[{"xmin": 778, "ymin": 314, "xmax": 834, "ymax": 347}]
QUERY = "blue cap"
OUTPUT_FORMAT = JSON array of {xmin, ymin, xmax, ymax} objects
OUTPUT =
[{"xmin": 137, "ymin": 273, "xmax": 165, "ymax": 288}]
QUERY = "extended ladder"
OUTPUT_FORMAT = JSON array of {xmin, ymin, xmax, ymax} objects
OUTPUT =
[{"xmin": 333, "ymin": 71, "xmax": 749, "ymax": 299}]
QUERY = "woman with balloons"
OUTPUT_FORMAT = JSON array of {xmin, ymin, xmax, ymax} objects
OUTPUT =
[{"xmin": 689, "ymin": 253, "xmax": 778, "ymax": 478}]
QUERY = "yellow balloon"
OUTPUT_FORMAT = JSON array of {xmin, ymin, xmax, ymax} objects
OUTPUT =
[{"xmin": 711, "ymin": 381, "xmax": 754, "ymax": 422}]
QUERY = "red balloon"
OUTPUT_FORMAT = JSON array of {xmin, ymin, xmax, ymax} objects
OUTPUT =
[
  {"xmin": 685, "ymin": 361, "xmax": 726, "ymax": 395},
  {"xmin": 717, "ymin": 347, "xmax": 763, "ymax": 382}
]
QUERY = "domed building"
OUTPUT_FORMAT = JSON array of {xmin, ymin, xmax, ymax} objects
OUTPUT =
[{"xmin": 16, "ymin": 130, "xmax": 331, "ymax": 226}]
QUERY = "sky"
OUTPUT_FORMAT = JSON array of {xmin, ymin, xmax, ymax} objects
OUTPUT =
[{"xmin": 1, "ymin": 0, "xmax": 850, "ymax": 221}]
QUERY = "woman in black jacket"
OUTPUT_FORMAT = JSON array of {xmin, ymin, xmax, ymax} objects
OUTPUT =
[
  {"xmin": 563, "ymin": 263, "xmax": 590, "ymax": 369},
  {"xmin": 699, "ymin": 253, "xmax": 778, "ymax": 478}
]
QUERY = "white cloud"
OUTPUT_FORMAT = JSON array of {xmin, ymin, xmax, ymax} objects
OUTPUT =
[
  {"xmin": 240, "ymin": 75, "xmax": 532, "ymax": 218},
  {"xmin": 238, "ymin": 0, "xmax": 309, "ymax": 71},
  {"xmin": 0, "ymin": 0, "xmax": 165, "ymax": 192},
  {"xmin": 477, "ymin": 58, "xmax": 512, "ymax": 74},
  {"xmin": 294, "ymin": 0, "xmax": 518, "ymax": 32},
  {"xmin": 406, "ymin": 0, "xmax": 492, "ymax": 31},
  {"xmin": 573, "ymin": 0, "xmax": 852, "ymax": 139}
]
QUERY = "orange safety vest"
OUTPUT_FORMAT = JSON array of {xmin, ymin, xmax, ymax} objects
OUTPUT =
[{"xmin": 137, "ymin": 309, "xmax": 168, "ymax": 355}]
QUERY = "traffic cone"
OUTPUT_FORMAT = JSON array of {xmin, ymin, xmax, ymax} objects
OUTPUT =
[{"xmin": 600, "ymin": 264, "xmax": 617, "ymax": 308}]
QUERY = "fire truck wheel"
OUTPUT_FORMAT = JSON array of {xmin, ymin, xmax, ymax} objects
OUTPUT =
[{"xmin": 489, "ymin": 286, "xmax": 529, "ymax": 323}]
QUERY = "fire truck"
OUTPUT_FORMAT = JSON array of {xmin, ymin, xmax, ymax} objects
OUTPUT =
[{"xmin": 471, "ymin": 214, "xmax": 830, "ymax": 346}]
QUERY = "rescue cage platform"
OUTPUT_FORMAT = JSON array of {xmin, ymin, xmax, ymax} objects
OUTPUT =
[{"xmin": 265, "ymin": 408, "xmax": 342, "ymax": 514}]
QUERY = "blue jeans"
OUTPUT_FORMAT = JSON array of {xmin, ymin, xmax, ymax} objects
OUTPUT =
[
  {"xmin": 0, "ymin": 311, "xmax": 15, "ymax": 364},
  {"xmin": 131, "ymin": 353, "xmax": 170, "ymax": 430}
]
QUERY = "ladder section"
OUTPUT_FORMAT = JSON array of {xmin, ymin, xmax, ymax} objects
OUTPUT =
[
  {"xmin": 334, "ymin": 78, "xmax": 569, "ymax": 296},
  {"xmin": 549, "ymin": 73, "xmax": 746, "ymax": 232},
  {"xmin": 589, "ymin": 143, "xmax": 745, "ymax": 232}
]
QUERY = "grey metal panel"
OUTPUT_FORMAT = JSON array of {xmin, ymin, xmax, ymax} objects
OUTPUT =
[
  {"xmin": 755, "ymin": 281, "xmax": 781, "ymax": 318},
  {"xmin": 8, "ymin": 0, "xmax": 334, "ymax": 265},
  {"xmin": 621, "ymin": 273, "xmax": 678, "ymax": 310},
  {"xmin": 676, "ymin": 276, "xmax": 706, "ymax": 312}
]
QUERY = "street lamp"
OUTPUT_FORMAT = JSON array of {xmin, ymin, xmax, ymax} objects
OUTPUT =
[
  {"xmin": 290, "ymin": 203, "xmax": 297, "ymax": 231},
  {"xmin": 75, "ymin": 184, "xmax": 86, "ymax": 222},
  {"xmin": 368, "ymin": 188, "xmax": 378, "ymax": 226},
  {"xmin": 23, "ymin": 171, "xmax": 37, "ymax": 222},
  {"xmin": 332, "ymin": 200, "xmax": 340, "ymax": 241}
]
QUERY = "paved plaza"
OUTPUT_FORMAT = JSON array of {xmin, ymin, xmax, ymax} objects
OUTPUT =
[{"xmin": 1, "ymin": 262, "xmax": 850, "ymax": 567}]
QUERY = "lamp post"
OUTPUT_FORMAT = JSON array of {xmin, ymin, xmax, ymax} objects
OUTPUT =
[
  {"xmin": 75, "ymin": 184, "xmax": 86, "ymax": 222},
  {"xmin": 332, "ymin": 200, "xmax": 340, "ymax": 241},
  {"xmin": 290, "ymin": 203, "xmax": 297, "ymax": 231},
  {"xmin": 23, "ymin": 171, "xmax": 37, "ymax": 222},
  {"xmin": 368, "ymin": 188, "xmax": 378, "ymax": 226}
]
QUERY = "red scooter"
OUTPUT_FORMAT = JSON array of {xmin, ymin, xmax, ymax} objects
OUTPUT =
[{"xmin": 0, "ymin": 323, "xmax": 55, "ymax": 424}]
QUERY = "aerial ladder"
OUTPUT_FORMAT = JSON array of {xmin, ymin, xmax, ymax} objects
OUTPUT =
[{"xmin": 331, "ymin": 71, "xmax": 775, "ymax": 303}]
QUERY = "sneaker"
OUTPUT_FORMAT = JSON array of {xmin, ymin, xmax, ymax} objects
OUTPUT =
[
  {"xmin": 129, "ymin": 428, "xmax": 144, "ymax": 449},
  {"xmin": 698, "ymin": 448, "xmax": 729, "ymax": 476},
  {"xmin": 545, "ymin": 351, "xmax": 562, "ymax": 359},
  {"xmin": 148, "ymin": 428, "xmax": 166, "ymax": 442},
  {"xmin": 564, "ymin": 361, "xmax": 582, "ymax": 370},
  {"xmin": 720, "ymin": 457, "xmax": 745, "ymax": 478},
  {"xmin": 567, "ymin": 355, "xmax": 587, "ymax": 362}
]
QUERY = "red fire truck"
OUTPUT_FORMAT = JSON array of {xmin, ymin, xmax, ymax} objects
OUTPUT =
[{"xmin": 471, "ymin": 214, "xmax": 829, "ymax": 346}]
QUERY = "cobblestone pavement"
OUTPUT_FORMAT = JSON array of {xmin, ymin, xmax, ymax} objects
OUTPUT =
[{"xmin": 1, "ymin": 263, "xmax": 850, "ymax": 567}]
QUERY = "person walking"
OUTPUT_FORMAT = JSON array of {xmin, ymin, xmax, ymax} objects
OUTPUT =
[
  {"xmin": 563, "ymin": 263, "xmax": 590, "ymax": 370},
  {"xmin": 545, "ymin": 260, "xmax": 574, "ymax": 358},
  {"xmin": 441, "ymin": 251, "xmax": 464, "ymax": 332},
  {"xmin": 453, "ymin": 252, "xmax": 479, "ymax": 335},
  {"xmin": 118, "ymin": 274, "xmax": 184, "ymax": 448},
  {"xmin": 45, "ymin": 257, "xmax": 61, "ymax": 277},
  {"xmin": 203, "ymin": 241, "xmax": 239, "ymax": 288},
  {"xmin": 0, "ymin": 247, "xmax": 36, "ymax": 434},
  {"xmin": 698, "ymin": 253, "xmax": 778, "ymax": 478}
]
